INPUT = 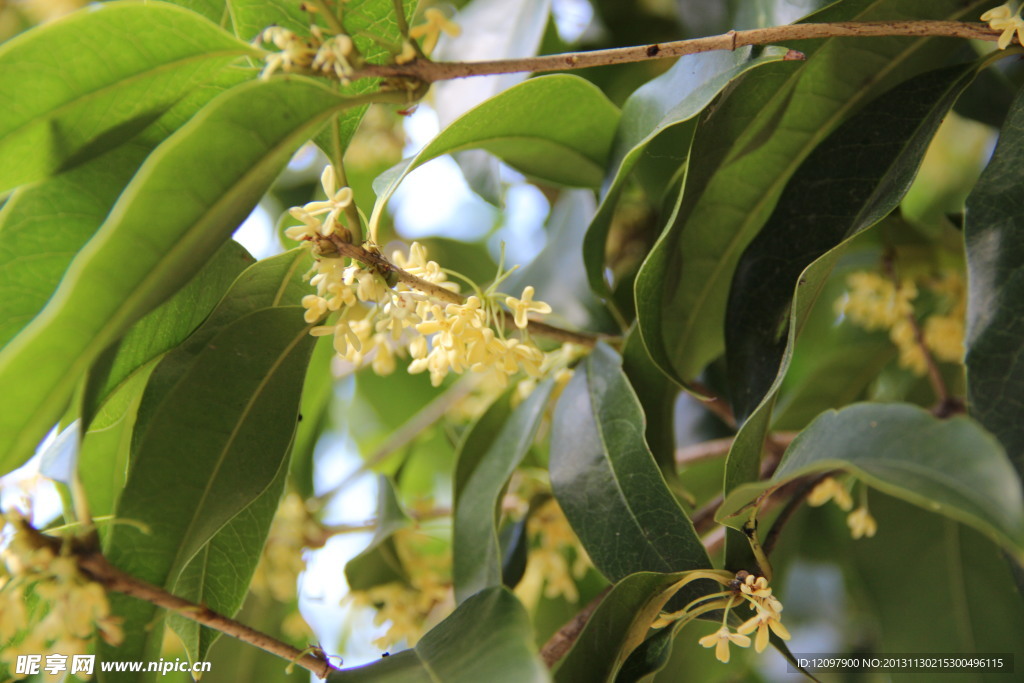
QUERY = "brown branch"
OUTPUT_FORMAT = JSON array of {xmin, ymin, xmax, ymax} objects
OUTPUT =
[
  {"xmin": 77, "ymin": 552, "xmax": 339, "ymax": 679},
  {"xmin": 324, "ymin": 236, "xmax": 604, "ymax": 347},
  {"xmin": 347, "ymin": 21, "xmax": 1000, "ymax": 83},
  {"xmin": 540, "ymin": 586, "xmax": 611, "ymax": 668}
]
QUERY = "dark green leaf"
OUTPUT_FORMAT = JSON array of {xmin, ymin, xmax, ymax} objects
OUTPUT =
[
  {"xmin": 635, "ymin": 0, "xmax": 991, "ymax": 385},
  {"xmin": 844, "ymin": 494, "xmax": 1024, "ymax": 670},
  {"xmin": 582, "ymin": 47, "xmax": 789, "ymax": 296},
  {"xmin": 453, "ymin": 382, "xmax": 552, "ymax": 603},
  {"xmin": 329, "ymin": 587, "xmax": 549, "ymax": 683},
  {"xmin": 167, "ymin": 463, "xmax": 287, "ymax": 662},
  {"xmin": 726, "ymin": 60, "xmax": 984, "ymax": 424},
  {"xmin": 550, "ymin": 343, "xmax": 709, "ymax": 582},
  {"xmin": 290, "ymin": 335, "xmax": 337, "ymax": 498},
  {"xmin": 554, "ymin": 572, "xmax": 693, "ymax": 683},
  {"xmin": 0, "ymin": 78, "xmax": 364, "ymax": 475},
  {"xmin": 103, "ymin": 306, "xmax": 316, "ymax": 666},
  {"xmin": 718, "ymin": 403, "xmax": 1024, "ymax": 563},
  {"xmin": 0, "ymin": 0, "xmax": 258, "ymax": 192},
  {"xmin": 965, "ymin": 80, "xmax": 1024, "ymax": 479}
]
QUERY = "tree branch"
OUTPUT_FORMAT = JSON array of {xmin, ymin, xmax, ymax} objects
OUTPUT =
[
  {"xmin": 77, "ymin": 552, "xmax": 339, "ymax": 679},
  {"xmin": 540, "ymin": 586, "xmax": 611, "ymax": 668},
  {"xmin": 348, "ymin": 21, "xmax": 1000, "ymax": 83},
  {"xmin": 324, "ymin": 236, "xmax": 604, "ymax": 347}
]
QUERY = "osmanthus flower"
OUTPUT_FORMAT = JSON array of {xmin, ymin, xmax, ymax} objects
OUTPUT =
[
  {"xmin": 257, "ymin": 27, "xmax": 318, "ymax": 79},
  {"xmin": 835, "ymin": 267, "xmax": 967, "ymax": 377},
  {"xmin": 982, "ymin": 3, "xmax": 1024, "ymax": 49},
  {"xmin": 698, "ymin": 626, "xmax": 751, "ymax": 664},
  {"xmin": 0, "ymin": 513, "xmax": 123, "ymax": 673},
  {"xmin": 505, "ymin": 286, "xmax": 553, "ymax": 329},
  {"xmin": 847, "ymin": 505, "xmax": 878, "ymax": 539},
  {"xmin": 808, "ymin": 476, "xmax": 879, "ymax": 540},
  {"xmin": 408, "ymin": 8, "xmax": 461, "ymax": 55},
  {"xmin": 807, "ymin": 477, "xmax": 853, "ymax": 511}
]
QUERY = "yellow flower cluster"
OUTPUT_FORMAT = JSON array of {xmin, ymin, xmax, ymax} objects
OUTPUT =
[
  {"xmin": 250, "ymin": 492, "xmax": 327, "ymax": 604},
  {"xmin": 808, "ymin": 477, "xmax": 878, "ymax": 540},
  {"xmin": 288, "ymin": 168, "xmax": 569, "ymax": 390},
  {"xmin": 347, "ymin": 529, "xmax": 452, "ymax": 649},
  {"xmin": 515, "ymin": 498, "xmax": 590, "ymax": 605},
  {"xmin": 693, "ymin": 572, "xmax": 790, "ymax": 664},
  {"xmin": 0, "ymin": 514, "xmax": 122, "ymax": 677},
  {"xmin": 983, "ymin": 3, "xmax": 1024, "ymax": 49},
  {"xmin": 835, "ymin": 270, "xmax": 965, "ymax": 376},
  {"xmin": 257, "ymin": 25, "xmax": 358, "ymax": 81}
]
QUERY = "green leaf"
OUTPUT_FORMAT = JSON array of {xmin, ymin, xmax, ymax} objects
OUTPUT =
[
  {"xmin": 0, "ymin": 78, "xmax": 364, "ymax": 476},
  {"xmin": 453, "ymin": 382, "xmax": 553, "ymax": 603},
  {"xmin": 965, "ymin": 80, "xmax": 1024, "ymax": 479},
  {"xmin": 370, "ymin": 74, "xmax": 619, "ymax": 233},
  {"xmin": 329, "ymin": 587, "xmax": 549, "ymax": 683},
  {"xmin": 843, "ymin": 494, "xmax": 1024, "ymax": 670},
  {"xmin": 78, "ymin": 361, "xmax": 157, "ymax": 520},
  {"xmin": 717, "ymin": 403, "xmax": 1024, "ymax": 563},
  {"xmin": 103, "ymin": 301, "xmax": 316, "ymax": 666},
  {"xmin": 0, "ymin": 67, "xmax": 253, "ymax": 348},
  {"xmin": 290, "ymin": 335, "xmax": 337, "ymax": 498},
  {"xmin": 345, "ymin": 476, "xmax": 413, "ymax": 591},
  {"xmin": 0, "ymin": 0, "xmax": 258, "ymax": 192},
  {"xmin": 725, "ymin": 60, "xmax": 985, "ymax": 424},
  {"xmin": 550, "ymin": 343, "xmax": 709, "ymax": 582},
  {"xmin": 553, "ymin": 572, "xmax": 694, "ymax": 683},
  {"xmin": 582, "ymin": 46, "xmax": 789, "ymax": 296},
  {"xmin": 635, "ymin": 0, "xmax": 992, "ymax": 385},
  {"xmin": 167, "ymin": 463, "xmax": 288, "ymax": 663},
  {"xmin": 84, "ymin": 240, "xmax": 254, "ymax": 426}
]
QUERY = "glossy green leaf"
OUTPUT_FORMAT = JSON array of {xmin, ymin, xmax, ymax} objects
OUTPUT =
[
  {"xmin": 290, "ymin": 335, "xmax": 337, "ymax": 498},
  {"xmin": 345, "ymin": 476, "xmax": 413, "ymax": 591},
  {"xmin": 550, "ymin": 343, "xmax": 709, "ymax": 582},
  {"xmin": 370, "ymin": 74, "xmax": 619, "ymax": 232},
  {"xmin": 167, "ymin": 0, "xmax": 229, "ymax": 25},
  {"xmin": 582, "ymin": 46, "xmax": 789, "ymax": 296},
  {"xmin": 168, "ymin": 463, "xmax": 288, "ymax": 663},
  {"xmin": 843, "ymin": 494, "xmax": 1024, "ymax": 671},
  {"xmin": 453, "ymin": 382, "xmax": 553, "ymax": 603},
  {"xmin": 0, "ymin": 65, "xmax": 251, "ymax": 350},
  {"xmin": 635, "ymin": 0, "xmax": 992, "ymax": 385},
  {"xmin": 726, "ymin": 60, "xmax": 984, "ymax": 423},
  {"xmin": 229, "ymin": 0, "xmax": 308, "ymax": 40},
  {"xmin": 717, "ymin": 403, "xmax": 1024, "ymax": 563},
  {"xmin": 0, "ymin": 78, "xmax": 365, "ymax": 476},
  {"xmin": 965, "ymin": 81, "xmax": 1024, "ymax": 479},
  {"xmin": 329, "ymin": 587, "xmax": 549, "ymax": 683},
  {"xmin": 0, "ymin": 0, "xmax": 258, "ymax": 192},
  {"xmin": 554, "ymin": 572, "xmax": 693, "ymax": 683}
]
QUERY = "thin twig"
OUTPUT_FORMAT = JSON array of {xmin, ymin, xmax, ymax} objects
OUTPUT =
[
  {"xmin": 324, "ymin": 236, "xmax": 604, "ymax": 347},
  {"xmin": 75, "ymin": 552, "xmax": 339, "ymax": 679},
  {"xmin": 540, "ymin": 586, "xmax": 611, "ymax": 668},
  {"xmin": 343, "ymin": 21, "xmax": 1000, "ymax": 83}
]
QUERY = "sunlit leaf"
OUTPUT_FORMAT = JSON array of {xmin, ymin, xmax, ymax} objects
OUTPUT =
[
  {"xmin": 0, "ymin": 78, "xmax": 368, "ymax": 476},
  {"xmin": 0, "ymin": 0, "xmax": 258, "ymax": 192}
]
